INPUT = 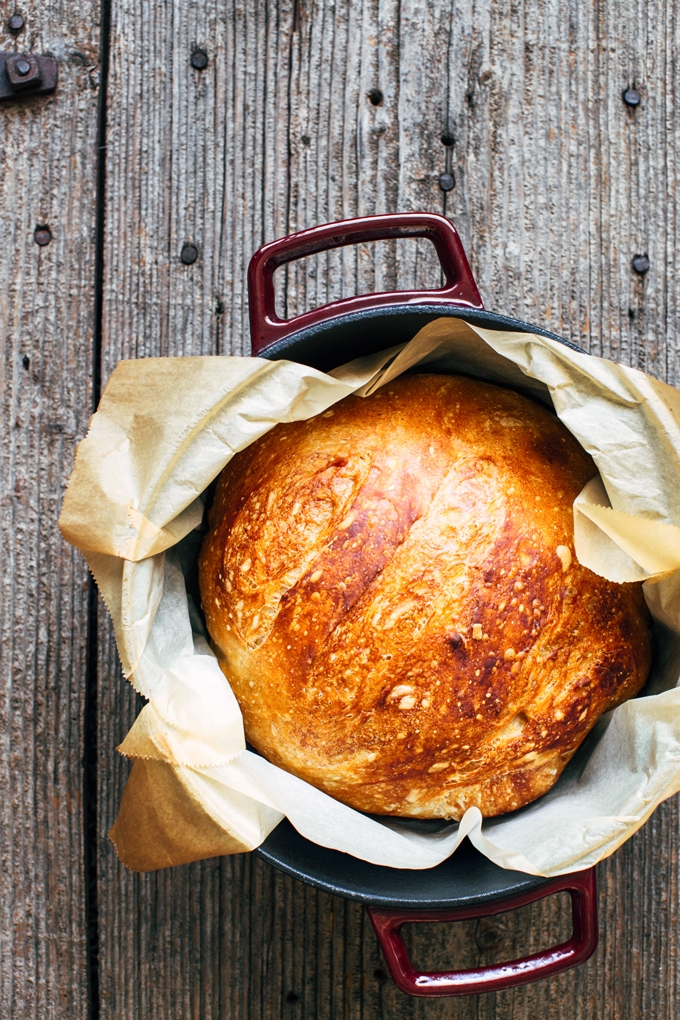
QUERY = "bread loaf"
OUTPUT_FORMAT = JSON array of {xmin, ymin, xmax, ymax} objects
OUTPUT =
[{"xmin": 198, "ymin": 373, "xmax": 651, "ymax": 819}]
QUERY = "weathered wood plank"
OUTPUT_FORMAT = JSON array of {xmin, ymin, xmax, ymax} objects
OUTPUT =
[
  {"xmin": 97, "ymin": 6, "xmax": 297, "ymax": 1019},
  {"xmin": 98, "ymin": 1, "xmax": 680, "ymax": 1018},
  {"xmin": 438, "ymin": 0, "xmax": 680, "ymax": 386},
  {"xmin": 0, "ymin": 1, "xmax": 100, "ymax": 1016}
]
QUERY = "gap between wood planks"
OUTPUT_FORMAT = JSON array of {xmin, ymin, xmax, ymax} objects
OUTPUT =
[{"xmin": 85, "ymin": 0, "xmax": 112, "ymax": 1016}]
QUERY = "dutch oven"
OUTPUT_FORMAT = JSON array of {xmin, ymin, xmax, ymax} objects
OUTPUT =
[{"xmin": 247, "ymin": 212, "xmax": 598, "ymax": 997}]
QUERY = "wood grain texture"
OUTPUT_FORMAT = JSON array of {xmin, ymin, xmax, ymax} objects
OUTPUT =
[
  {"xmin": 98, "ymin": 1, "xmax": 680, "ymax": 1018},
  {"xmin": 0, "ymin": 1, "xmax": 100, "ymax": 1016}
]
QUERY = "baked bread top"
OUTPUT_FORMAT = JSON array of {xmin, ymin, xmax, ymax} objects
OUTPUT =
[{"xmin": 198, "ymin": 373, "xmax": 651, "ymax": 819}]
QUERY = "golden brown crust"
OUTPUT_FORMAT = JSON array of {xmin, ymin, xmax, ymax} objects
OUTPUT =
[{"xmin": 198, "ymin": 373, "xmax": 651, "ymax": 819}]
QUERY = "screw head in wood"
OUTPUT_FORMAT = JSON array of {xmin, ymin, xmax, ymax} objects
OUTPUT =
[
  {"xmin": 34, "ymin": 225, "xmax": 52, "ymax": 246},
  {"xmin": 181, "ymin": 243, "xmax": 199, "ymax": 265},
  {"xmin": 7, "ymin": 12, "xmax": 25, "ymax": 33},
  {"xmin": 632, "ymin": 254, "xmax": 649, "ymax": 274},
  {"xmin": 190, "ymin": 50, "xmax": 208, "ymax": 71},
  {"xmin": 623, "ymin": 88, "xmax": 641, "ymax": 107},
  {"xmin": 439, "ymin": 171, "xmax": 455, "ymax": 192}
]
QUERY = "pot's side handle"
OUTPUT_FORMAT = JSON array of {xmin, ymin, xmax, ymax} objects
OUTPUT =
[
  {"xmin": 366, "ymin": 867, "xmax": 598, "ymax": 999},
  {"xmin": 247, "ymin": 212, "xmax": 484, "ymax": 355}
]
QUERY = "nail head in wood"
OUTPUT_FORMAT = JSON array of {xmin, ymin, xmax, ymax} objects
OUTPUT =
[
  {"xmin": 190, "ymin": 50, "xmax": 208, "ymax": 71},
  {"xmin": 34, "ymin": 225, "xmax": 52, "ymax": 246},
  {"xmin": 623, "ymin": 88, "xmax": 641, "ymax": 107},
  {"xmin": 7, "ymin": 13, "xmax": 24, "ymax": 33},
  {"xmin": 180, "ymin": 243, "xmax": 199, "ymax": 265},
  {"xmin": 632, "ymin": 254, "xmax": 649, "ymax": 274},
  {"xmin": 439, "ymin": 171, "xmax": 455, "ymax": 192}
]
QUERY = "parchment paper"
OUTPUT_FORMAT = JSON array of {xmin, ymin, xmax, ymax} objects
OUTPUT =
[{"xmin": 59, "ymin": 318, "xmax": 680, "ymax": 875}]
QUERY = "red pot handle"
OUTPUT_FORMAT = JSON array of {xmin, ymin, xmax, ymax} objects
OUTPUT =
[
  {"xmin": 248, "ymin": 212, "xmax": 484, "ymax": 355},
  {"xmin": 366, "ymin": 867, "xmax": 598, "ymax": 998}
]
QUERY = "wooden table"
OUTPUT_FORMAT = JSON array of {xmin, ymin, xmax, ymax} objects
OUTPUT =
[{"xmin": 2, "ymin": 1, "xmax": 679, "ymax": 1016}]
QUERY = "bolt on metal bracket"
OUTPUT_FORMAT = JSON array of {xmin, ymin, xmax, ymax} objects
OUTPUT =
[{"xmin": 0, "ymin": 51, "xmax": 57, "ymax": 101}]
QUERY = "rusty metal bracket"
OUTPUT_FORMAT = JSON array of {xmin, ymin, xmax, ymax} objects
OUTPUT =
[{"xmin": 0, "ymin": 51, "xmax": 57, "ymax": 101}]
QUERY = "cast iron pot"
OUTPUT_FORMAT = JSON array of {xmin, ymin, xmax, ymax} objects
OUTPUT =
[{"xmin": 248, "ymin": 212, "xmax": 598, "ymax": 997}]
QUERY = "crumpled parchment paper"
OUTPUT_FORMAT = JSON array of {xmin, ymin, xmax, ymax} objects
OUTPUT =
[{"xmin": 59, "ymin": 317, "xmax": 680, "ymax": 875}]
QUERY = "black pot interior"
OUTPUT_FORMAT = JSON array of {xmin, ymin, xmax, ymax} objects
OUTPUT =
[
  {"xmin": 256, "ymin": 303, "xmax": 578, "ymax": 373},
  {"xmin": 251, "ymin": 302, "xmax": 569, "ymax": 907}
]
